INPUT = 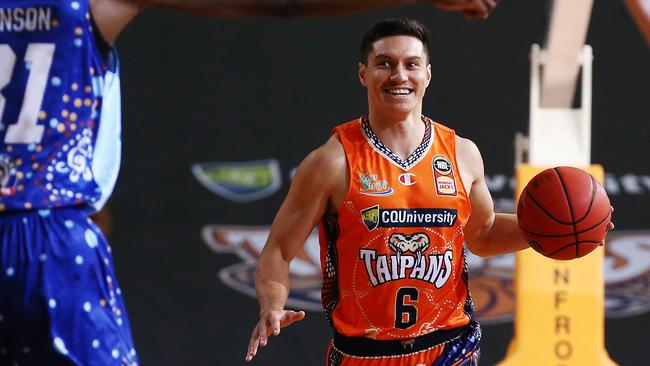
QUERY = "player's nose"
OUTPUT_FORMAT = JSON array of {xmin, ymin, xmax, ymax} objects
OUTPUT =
[{"xmin": 390, "ymin": 65, "xmax": 408, "ymax": 82}]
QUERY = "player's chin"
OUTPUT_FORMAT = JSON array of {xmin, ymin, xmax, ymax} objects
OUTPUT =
[{"xmin": 382, "ymin": 103, "xmax": 416, "ymax": 115}]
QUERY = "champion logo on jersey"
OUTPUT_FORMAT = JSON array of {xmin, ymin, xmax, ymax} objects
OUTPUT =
[
  {"xmin": 432, "ymin": 155, "xmax": 457, "ymax": 196},
  {"xmin": 398, "ymin": 173, "xmax": 417, "ymax": 186},
  {"xmin": 358, "ymin": 172, "xmax": 394, "ymax": 196}
]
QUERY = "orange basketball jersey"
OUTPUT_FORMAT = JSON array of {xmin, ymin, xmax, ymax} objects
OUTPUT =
[{"xmin": 319, "ymin": 116, "xmax": 474, "ymax": 341}]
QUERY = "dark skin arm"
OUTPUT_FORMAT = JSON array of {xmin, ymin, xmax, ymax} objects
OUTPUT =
[{"xmin": 90, "ymin": 0, "xmax": 500, "ymax": 44}]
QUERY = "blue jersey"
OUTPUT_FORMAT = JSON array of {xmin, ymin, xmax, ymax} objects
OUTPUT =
[{"xmin": 0, "ymin": 0, "xmax": 121, "ymax": 212}]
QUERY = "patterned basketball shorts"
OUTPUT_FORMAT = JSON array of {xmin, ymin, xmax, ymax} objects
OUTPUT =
[
  {"xmin": 327, "ymin": 321, "xmax": 481, "ymax": 366},
  {"xmin": 0, "ymin": 206, "xmax": 138, "ymax": 365}
]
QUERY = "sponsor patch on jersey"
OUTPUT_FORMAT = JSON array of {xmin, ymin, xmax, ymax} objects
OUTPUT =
[
  {"xmin": 432, "ymin": 155, "xmax": 457, "ymax": 196},
  {"xmin": 191, "ymin": 159, "xmax": 281, "ymax": 203},
  {"xmin": 358, "ymin": 172, "xmax": 394, "ymax": 196},
  {"xmin": 398, "ymin": 173, "xmax": 417, "ymax": 186},
  {"xmin": 360, "ymin": 205, "xmax": 457, "ymax": 231},
  {"xmin": 361, "ymin": 205, "xmax": 380, "ymax": 231}
]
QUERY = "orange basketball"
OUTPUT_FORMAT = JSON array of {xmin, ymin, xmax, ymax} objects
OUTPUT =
[{"xmin": 516, "ymin": 166, "xmax": 611, "ymax": 260}]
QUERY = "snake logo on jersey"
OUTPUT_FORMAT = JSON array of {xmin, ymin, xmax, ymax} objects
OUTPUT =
[{"xmin": 360, "ymin": 232, "xmax": 453, "ymax": 289}]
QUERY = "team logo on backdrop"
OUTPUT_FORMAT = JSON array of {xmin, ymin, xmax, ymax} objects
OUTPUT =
[
  {"xmin": 191, "ymin": 159, "xmax": 281, "ymax": 203},
  {"xmin": 358, "ymin": 172, "xmax": 394, "ymax": 196},
  {"xmin": 432, "ymin": 155, "xmax": 457, "ymax": 196},
  {"xmin": 201, "ymin": 225, "xmax": 323, "ymax": 311},
  {"xmin": 202, "ymin": 226, "xmax": 650, "ymax": 323},
  {"xmin": 0, "ymin": 155, "xmax": 17, "ymax": 196},
  {"xmin": 398, "ymin": 173, "xmax": 417, "ymax": 186},
  {"xmin": 360, "ymin": 205, "xmax": 457, "ymax": 231}
]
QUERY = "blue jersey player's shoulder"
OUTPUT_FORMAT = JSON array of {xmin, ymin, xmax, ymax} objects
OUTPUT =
[{"xmin": 0, "ymin": 0, "xmax": 121, "ymax": 212}]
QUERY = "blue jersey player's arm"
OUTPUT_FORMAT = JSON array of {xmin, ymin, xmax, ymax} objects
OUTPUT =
[{"xmin": 89, "ymin": 0, "xmax": 499, "ymax": 44}]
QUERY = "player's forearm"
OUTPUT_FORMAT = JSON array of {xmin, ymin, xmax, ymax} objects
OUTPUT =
[
  {"xmin": 254, "ymin": 245, "xmax": 291, "ymax": 311},
  {"xmin": 129, "ymin": 0, "xmax": 421, "ymax": 18},
  {"xmin": 467, "ymin": 213, "xmax": 530, "ymax": 257}
]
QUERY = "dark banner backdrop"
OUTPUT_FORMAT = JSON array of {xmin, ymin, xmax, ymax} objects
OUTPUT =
[{"xmin": 110, "ymin": 0, "xmax": 649, "ymax": 365}]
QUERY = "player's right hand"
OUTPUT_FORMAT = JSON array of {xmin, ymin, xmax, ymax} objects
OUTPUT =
[{"xmin": 245, "ymin": 309, "xmax": 305, "ymax": 362}]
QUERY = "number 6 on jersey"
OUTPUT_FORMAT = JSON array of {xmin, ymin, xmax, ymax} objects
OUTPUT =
[{"xmin": 395, "ymin": 287, "xmax": 419, "ymax": 329}]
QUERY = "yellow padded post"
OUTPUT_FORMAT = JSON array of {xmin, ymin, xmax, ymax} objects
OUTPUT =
[{"xmin": 498, "ymin": 164, "xmax": 616, "ymax": 366}]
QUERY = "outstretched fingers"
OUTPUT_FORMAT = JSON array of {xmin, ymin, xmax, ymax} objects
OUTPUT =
[
  {"xmin": 245, "ymin": 310, "xmax": 306, "ymax": 362},
  {"xmin": 246, "ymin": 324, "xmax": 262, "ymax": 362},
  {"xmin": 279, "ymin": 310, "xmax": 306, "ymax": 331}
]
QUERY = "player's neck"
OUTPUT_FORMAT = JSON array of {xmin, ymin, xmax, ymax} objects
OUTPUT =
[{"xmin": 366, "ymin": 109, "xmax": 426, "ymax": 161}]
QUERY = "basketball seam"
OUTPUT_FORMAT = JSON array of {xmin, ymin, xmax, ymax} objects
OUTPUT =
[
  {"xmin": 574, "ymin": 175, "xmax": 597, "ymax": 224},
  {"xmin": 554, "ymin": 167, "xmax": 580, "ymax": 258},
  {"xmin": 524, "ymin": 189, "xmax": 573, "ymax": 225},
  {"xmin": 545, "ymin": 240, "xmax": 603, "ymax": 257},
  {"xmin": 518, "ymin": 204, "xmax": 611, "ymax": 237}
]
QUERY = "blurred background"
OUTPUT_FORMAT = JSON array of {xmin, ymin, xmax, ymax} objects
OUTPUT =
[{"xmin": 106, "ymin": 0, "xmax": 649, "ymax": 364}]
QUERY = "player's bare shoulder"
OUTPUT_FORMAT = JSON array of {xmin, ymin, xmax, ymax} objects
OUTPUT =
[
  {"xmin": 299, "ymin": 134, "xmax": 346, "ymax": 173},
  {"xmin": 455, "ymin": 135, "xmax": 484, "ymax": 171},
  {"xmin": 293, "ymin": 134, "xmax": 348, "ymax": 210},
  {"xmin": 455, "ymin": 135, "xmax": 485, "ymax": 194}
]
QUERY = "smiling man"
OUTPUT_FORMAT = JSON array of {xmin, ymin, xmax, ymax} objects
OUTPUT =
[{"xmin": 247, "ymin": 18, "xmax": 534, "ymax": 365}]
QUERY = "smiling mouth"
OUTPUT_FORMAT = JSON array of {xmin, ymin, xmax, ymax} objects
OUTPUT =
[{"xmin": 385, "ymin": 88, "xmax": 414, "ymax": 96}]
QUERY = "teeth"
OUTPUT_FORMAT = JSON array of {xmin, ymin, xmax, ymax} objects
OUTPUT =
[{"xmin": 387, "ymin": 89, "xmax": 411, "ymax": 95}]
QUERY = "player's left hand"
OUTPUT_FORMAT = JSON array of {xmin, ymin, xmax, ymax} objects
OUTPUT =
[
  {"xmin": 601, "ymin": 206, "xmax": 615, "ymax": 245},
  {"xmin": 433, "ymin": 0, "xmax": 500, "ymax": 20}
]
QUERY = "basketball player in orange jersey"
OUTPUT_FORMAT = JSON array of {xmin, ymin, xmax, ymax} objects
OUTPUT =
[{"xmin": 247, "ymin": 18, "xmax": 533, "ymax": 365}]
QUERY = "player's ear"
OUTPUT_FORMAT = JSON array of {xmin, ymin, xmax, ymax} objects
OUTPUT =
[
  {"xmin": 358, "ymin": 62, "xmax": 368, "ymax": 87},
  {"xmin": 426, "ymin": 64, "xmax": 431, "ymax": 87}
]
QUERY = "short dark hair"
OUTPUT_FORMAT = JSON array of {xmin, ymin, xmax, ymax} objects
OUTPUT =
[{"xmin": 360, "ymin": 18, "xmax": 430, "ymax": 64}]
